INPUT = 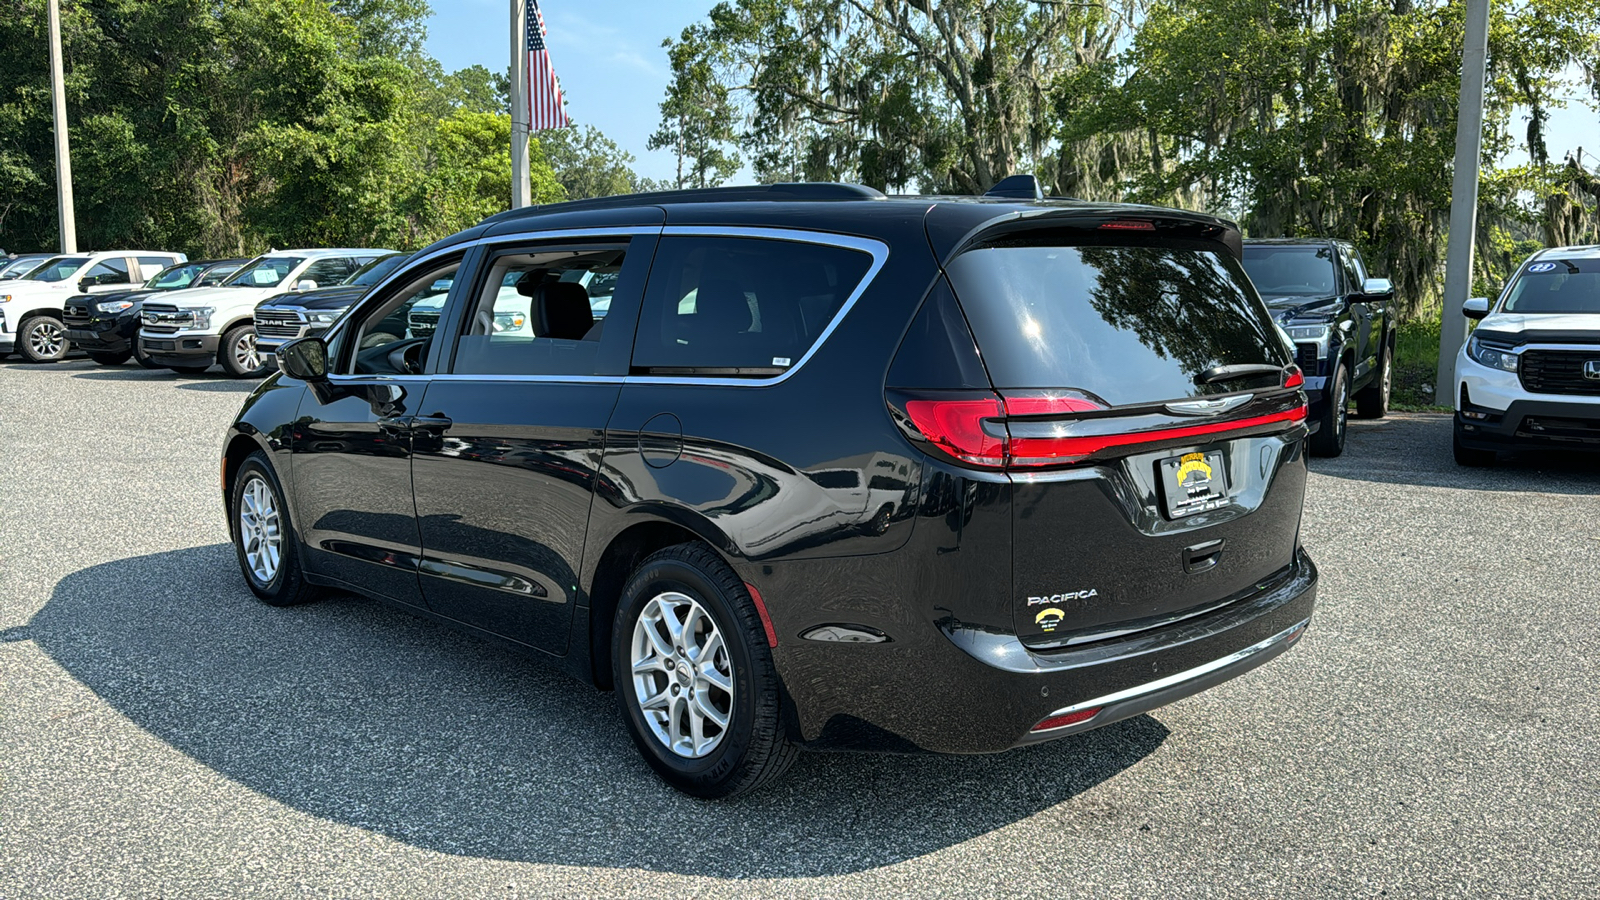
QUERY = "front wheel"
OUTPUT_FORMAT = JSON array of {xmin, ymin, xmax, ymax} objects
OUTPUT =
[
  {"xmin": 17, "ymin": 315, "xmax": 70, "ymax": 363},
  {"xmin": 88, "ymin": 350, "xmax": 133, "ymax": 366},
  {"xmin": 231, "ymin": 451, "xmax": 321, "ymax": 606},
  {"xmin": 220, "ymin": 324, "xmax": 269, "ymax": 378},
  {"xmin": 134, "ymin": 342, "xmax": 163, "ymax": 370},
  {"xmin": 1309, "ymin": 363, "xmax": 1350, "ymax": 457},
  {"xmin": 612, "ymin": 544, "xmax": 796, "ymax": 798}
]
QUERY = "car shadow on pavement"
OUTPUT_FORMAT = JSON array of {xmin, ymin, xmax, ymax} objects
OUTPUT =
[
  {"xmin": 1310, "ymin": 413, "xmax": 1599, "ymax": 496},
  {"xmin": 24, "ymin": 545, "xmax": 1168, "ymax": 878}
]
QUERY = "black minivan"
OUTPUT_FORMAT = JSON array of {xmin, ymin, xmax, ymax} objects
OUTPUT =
[{"xmin": 223, "ymin": 183, "xmax": 1317, "ymax": 797}]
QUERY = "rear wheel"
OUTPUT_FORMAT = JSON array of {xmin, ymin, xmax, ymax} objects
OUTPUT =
[
  {"xmin": 612, "ymin": 544, "xmax": 796, "ymax": 798},
  {"xmin": 88, "ymin": 350, "xmax": 132, "ymax": 366},
  {"xmin": 1452, "ymin": 422, "xmax": 1497, "ymax": 467},
  {"xmin": 17, "ymin": 315, "xmax": 69, "ymax": 363},
  {"xmin": 1309, "ymin": 362, "xmax": 1350, "ymax": 457},
  {"xmin": 220, "ymin": 324, "xmax": 268, "ymax": 378},
  {"xmin": 231, "ymin": 451, "xmax": 321, "ymax": 606},
  {"xmin": 1354, "ymin": 344, "xmax": 1391, "ymax": 419}
]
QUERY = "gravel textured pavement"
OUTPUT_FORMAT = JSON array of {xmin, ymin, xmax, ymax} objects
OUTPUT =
[{"xmin": 2, "ymin": 358, "xmax": 1597, "ymax": 898}]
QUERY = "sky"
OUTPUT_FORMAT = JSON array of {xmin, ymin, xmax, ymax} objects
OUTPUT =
[
  {"xmin": 424, "ymin": 2, "xmax": 1600, "ymax": 185},
  {"xmin": 424, "ymin": 1, "xmax": 709, "ymax": 184}
]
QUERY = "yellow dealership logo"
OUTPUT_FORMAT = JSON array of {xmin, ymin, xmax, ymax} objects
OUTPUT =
[
  {"xmin": 1035, "ymin": 607, "xmax": 1065, "ymax": 632},
  {"xmin": 1175, "ymin": 452, "xmax": 1213, "ymax": 488}
]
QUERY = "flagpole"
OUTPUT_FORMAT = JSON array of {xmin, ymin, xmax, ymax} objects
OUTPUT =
[
  {"xmin": 509, "ymin": 0, "xmax": 531, "ymax": 209},
  {"xmin": 47, "ymin": 0, "xmax": 76, "ymax": 252}
]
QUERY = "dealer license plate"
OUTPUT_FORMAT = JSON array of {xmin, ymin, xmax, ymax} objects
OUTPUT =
[{"xmin": 1158, "ymin": 450, "xmax": 1230, "ymax": 518}]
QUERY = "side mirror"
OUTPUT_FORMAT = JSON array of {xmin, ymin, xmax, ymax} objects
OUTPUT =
[
  {"xmin": 1463, "ymin": 297, "xmax": 1491, "ymax": 320},
  {"xmin": 277, "ymin": 337, "xmax": 329, "ymax": 382},
  {"xmin": 296, "ymin": 279, "xmax": 318, "ymax": 292},
  {"xmin": 1361, "ymin": 277, "xmax": 1394, "ymax": 299},
  {"xmin": 78, "ymin": 278, "xmax": 94, "ymax": 291}
]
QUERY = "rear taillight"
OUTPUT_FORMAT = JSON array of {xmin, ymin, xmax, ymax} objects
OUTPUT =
[
  {"xmin": 1284, "ymin": 365, "xmax": 1304, "ymax": 389},
  {"xmin": 902, "ymin": 397, "xmax": 1006, "ymax": 466},
  {"xmin": 895, "ymin": 390, "xmax": 1306, "ymax": 469}
]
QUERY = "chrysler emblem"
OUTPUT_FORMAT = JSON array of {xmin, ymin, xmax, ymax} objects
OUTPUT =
[
  {"xmin": 1584, "ymin": 360, "xmax": 1600, "ymax": 381},
  {"xmin": 1165, "ymin": 395, "xmax": 1251, "ymax": 417}
]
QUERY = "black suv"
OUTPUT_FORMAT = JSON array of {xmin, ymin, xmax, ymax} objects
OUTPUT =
[
  {"xmin": 1241, "ymin": 239, "xmax": 1395, "ymax": 455},
  {"xmin": 253, "ymin": 252, "xmax": 410, "ymax": 355},
  {"xmin": 223, "ymin": 182, "xmax": 1318, "ymax": 797},
  {"xmin": 64, "ymin": 259, "xmax": 246, "ymax": 366}
]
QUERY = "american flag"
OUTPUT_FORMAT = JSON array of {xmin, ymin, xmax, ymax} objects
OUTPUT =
[{"xmin": 525, "ymin": 0, "xmax": 571, "ymax": 130}]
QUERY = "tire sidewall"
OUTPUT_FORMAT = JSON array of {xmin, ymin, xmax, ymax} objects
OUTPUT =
[
  {"xmin": 231, "ymin": 453, "xmax": 294, "ymax": 600},
  {"xmin": 19, "ymin": 315, "xmax": 68, "ymax": 363},
  {"xmin": 612, "ymin": 556, "xmax": 765, "ymax": 795},
  {"xmin": 222, "ymin": 325, "xmax": 266, "ymax": 378}
]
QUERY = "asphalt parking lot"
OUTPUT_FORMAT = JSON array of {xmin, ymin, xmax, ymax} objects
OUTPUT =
[{"xmin": 2, "ymin": 357, "xmax": 1597, "ymax": 898}]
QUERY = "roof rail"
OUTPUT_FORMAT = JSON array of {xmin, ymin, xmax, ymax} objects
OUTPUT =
[{"xmin": 478, "ymin": 182, "xmax": 887, "ymax": 227}]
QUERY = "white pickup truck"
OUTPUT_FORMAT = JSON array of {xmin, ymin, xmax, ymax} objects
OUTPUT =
[
  {"xmin": 0, "ymin": 250, "xmax": 187, "ymax": 362},
  {"xmin": 139, "ymin": 248, "xmax": 392, "ymax": 377}
]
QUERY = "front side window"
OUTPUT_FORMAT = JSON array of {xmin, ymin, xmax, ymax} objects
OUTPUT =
[
  {"xmin": 29, "ymin": 256, "xmax": 90, "ymax": 282},
  {"xmin": 1503, "ymin": 259, "xmax": 1600, "ymax": 315},
  {"xmin": 224, "ymin": 256, "xmax": 306, "ymax": 288},
  {"xmin": 81, "ymin": 259, "xmax": 131, "ymax": 285},
  {"xmin": 1240, "ymin": 245, "xmax": 1338, "ymax": 305},
  {"xmin": 347, "ymin": 263, "xmax": 459, "ymax": 376},
  {"xmin": 633, "ymin": 236, "xmax": 874, "ymax": 376},
  {"xmin": 450, "ymin": 244, "xmax": 626, "ymax": 376},
  {"xmin": 300, "ymin": 258, "xmax": 356, "ymax": 288}
]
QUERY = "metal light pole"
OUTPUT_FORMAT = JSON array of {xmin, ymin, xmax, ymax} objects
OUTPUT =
[
  {"xmin": 1436, "ymin": 0, "xmax": 1491, "ymax": 394},
  {"xmin": 509, "ymin": 0, "xmax": 531, "ymax": 209},
  {"xmin": 47, "ymin": 0, "xmax": 76, "ymax": 252}
]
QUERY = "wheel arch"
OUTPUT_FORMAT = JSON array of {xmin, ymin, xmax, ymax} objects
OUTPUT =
[
  {"xmin": 584, "ymin": 514, "xmax": 739, "ymax": 691},
  {"xmin": 221, "ymin": 429, "xmax": 274, "ymax": 536}
]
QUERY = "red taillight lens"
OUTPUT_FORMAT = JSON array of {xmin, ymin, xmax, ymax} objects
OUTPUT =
[
  {"xmin": 1032, "ymin": 707, "xmax": 1102, "ymax": 732},
  {"xmin": 902, "ymin": 397, "xmax": 1006, "ymax": 466},
  {"xmin": 1284, "ymin": 366, "xmax": 1304, "ymax": 389},
  {"xmin": 1009, "ymin": 405, "xmax": 1307, "ymax": 466},
  {"xmin": 1099, "ymin": 220, "xmax": 1155, "ymax": 231},
  {"xmin": 1001, "ymin": 393, "xmax": 1105, "ymax": 416}
]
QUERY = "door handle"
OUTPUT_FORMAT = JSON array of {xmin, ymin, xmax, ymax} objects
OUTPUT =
[
  {"xmin": 376, "ymin": 414, "xmax": 413, "ymax": 433},
  {"xmin": 410, "ymin": 415, "xmax": 453, "ymax": 432}
]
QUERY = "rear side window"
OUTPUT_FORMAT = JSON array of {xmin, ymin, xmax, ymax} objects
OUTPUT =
[
  {"xmin": 946, "ymin": 243, "xmax": 1287, "ymax": 407},
  {"xmin": 633, "ymin": 236, "xmax": 874, "ymax": 376}
]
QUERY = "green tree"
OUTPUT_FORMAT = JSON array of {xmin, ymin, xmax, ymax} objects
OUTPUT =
[
  {"xmin": 649, "ymin": 26, "xmax": 742, "ymax": 188},
  {"xmin": 406, "ymin": 110, "xmax": 563, "ymax": 244},
  {"xmin": 540, "ymin": 123, "xmax": 649, "ymax": 199}
]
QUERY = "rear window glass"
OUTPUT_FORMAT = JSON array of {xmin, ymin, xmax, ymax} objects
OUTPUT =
[
  {"xmin": 946, "ymin": 244, "xmax": 1287, "ymax": 406},
  {"xmin": 633, "ymin": 236, "xmax": 874, "ymax": 375},
  {"xmin": 1503, "ymin": 259, "xmax": 1600, "ymax": 315}
]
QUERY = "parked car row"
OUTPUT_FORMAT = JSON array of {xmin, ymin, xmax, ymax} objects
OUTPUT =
[{"xmin": 0, "ymin": 247, "xmax": 398, "ymax": 374}]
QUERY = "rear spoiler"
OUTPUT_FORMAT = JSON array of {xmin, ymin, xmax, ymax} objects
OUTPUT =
[{"xmin": 928, "ymin": 204, "xmax": 1245, "ymax": 265}]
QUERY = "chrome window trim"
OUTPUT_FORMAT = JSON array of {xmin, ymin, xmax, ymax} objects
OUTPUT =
[
  {"xmin": 631, "ymin": 226, "xmax": 889, "ymax": 388},
  {"xmin": 320, "ymin": 224, "xmax": 889, "ymax": 389}
]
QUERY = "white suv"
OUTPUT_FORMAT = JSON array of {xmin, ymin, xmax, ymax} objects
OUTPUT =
[
  {"xmin": 139, "ymin": 248, "xmax": 392, "ymax": 377},
  {"xmin": 0, "ymin": 251, "xmax": 186, "ymax": 362},
  {"xmin": 1453, "ymin": 244, "xmax": 1600, "ymax": 466}
]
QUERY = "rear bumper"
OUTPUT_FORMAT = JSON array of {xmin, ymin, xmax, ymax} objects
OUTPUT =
[
  {"xmin": 782, "ymin": 547, "xmax": 1317, "ymax": 753},
  {"xmin": 141, "ymin": 333, "xmax": 220, "ymax": 367}
]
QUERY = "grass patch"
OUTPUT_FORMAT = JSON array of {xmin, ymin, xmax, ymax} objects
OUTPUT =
[{"xmin": 1391, "ymin": 314, "xmax": 1450, "ymax": 410}]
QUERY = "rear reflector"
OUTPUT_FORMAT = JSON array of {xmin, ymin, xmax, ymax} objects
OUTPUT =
[
  {"xmin": 744, "ymin": 582, "xmax": 779, "ymax": 648},
  {"xmin": 1032, "ymin": 707, "xmax": 1102, "ymax": 732},
  {"xmin": 1284, "ymin": 366, "xmax": 1304, "ymax": 389}
]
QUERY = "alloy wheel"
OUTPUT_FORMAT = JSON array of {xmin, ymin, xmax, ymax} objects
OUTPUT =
[
  {"xmin": 234, "ymin": 331, "xmax": 262, "ymax": 372},
  {"xmin": 27, "ymin": 319, "xmax": 65, "ymax": 359},
  {"xmin": 238, "ymin": 474, "xmax": 283, "ymax": 583},
  {"xmin": 630, "ymin": 591, "xmax": 735, "ymax": 759}
]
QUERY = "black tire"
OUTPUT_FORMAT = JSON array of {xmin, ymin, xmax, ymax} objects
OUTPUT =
[
  {"xmin": 230, "ymin": 451, "xmax": 321, "ymax": 606},
  {"xmin": 133, "ymin": 342, "xmax": 163, "ymax": 370},
  {"xmin": 1453, "ymin": 422, "xmax": 1497, "ymax": 467},
  {"xmin": 220, "ymin": 323, "xmax": 269, "ymax": 378},
  {"xmin": 1309, "ymin": 362, "xmax": 1350, "ymax": 457},
  {"xmin": 168, "ymin": 363, "xmax": 212, "ymax": 375},
  {"xmin": 1354, "ymin": 343, "xmax": 1391, "ymax": 419},
  {"xmin": 17, "ymin": 314, "xmax": 70, "ymax": 363},
  {"xmin": 611, "ymin": 544, "xmax": 796, "ymax": 799},
  {"xmin": 88, "ymin": 350, "xmax": 133, "ymax": 366}
]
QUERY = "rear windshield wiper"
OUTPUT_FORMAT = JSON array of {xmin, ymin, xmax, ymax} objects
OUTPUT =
[{"xmin": 1195, "ymin": 363, "xmax": 1286, "ymax": 385}]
